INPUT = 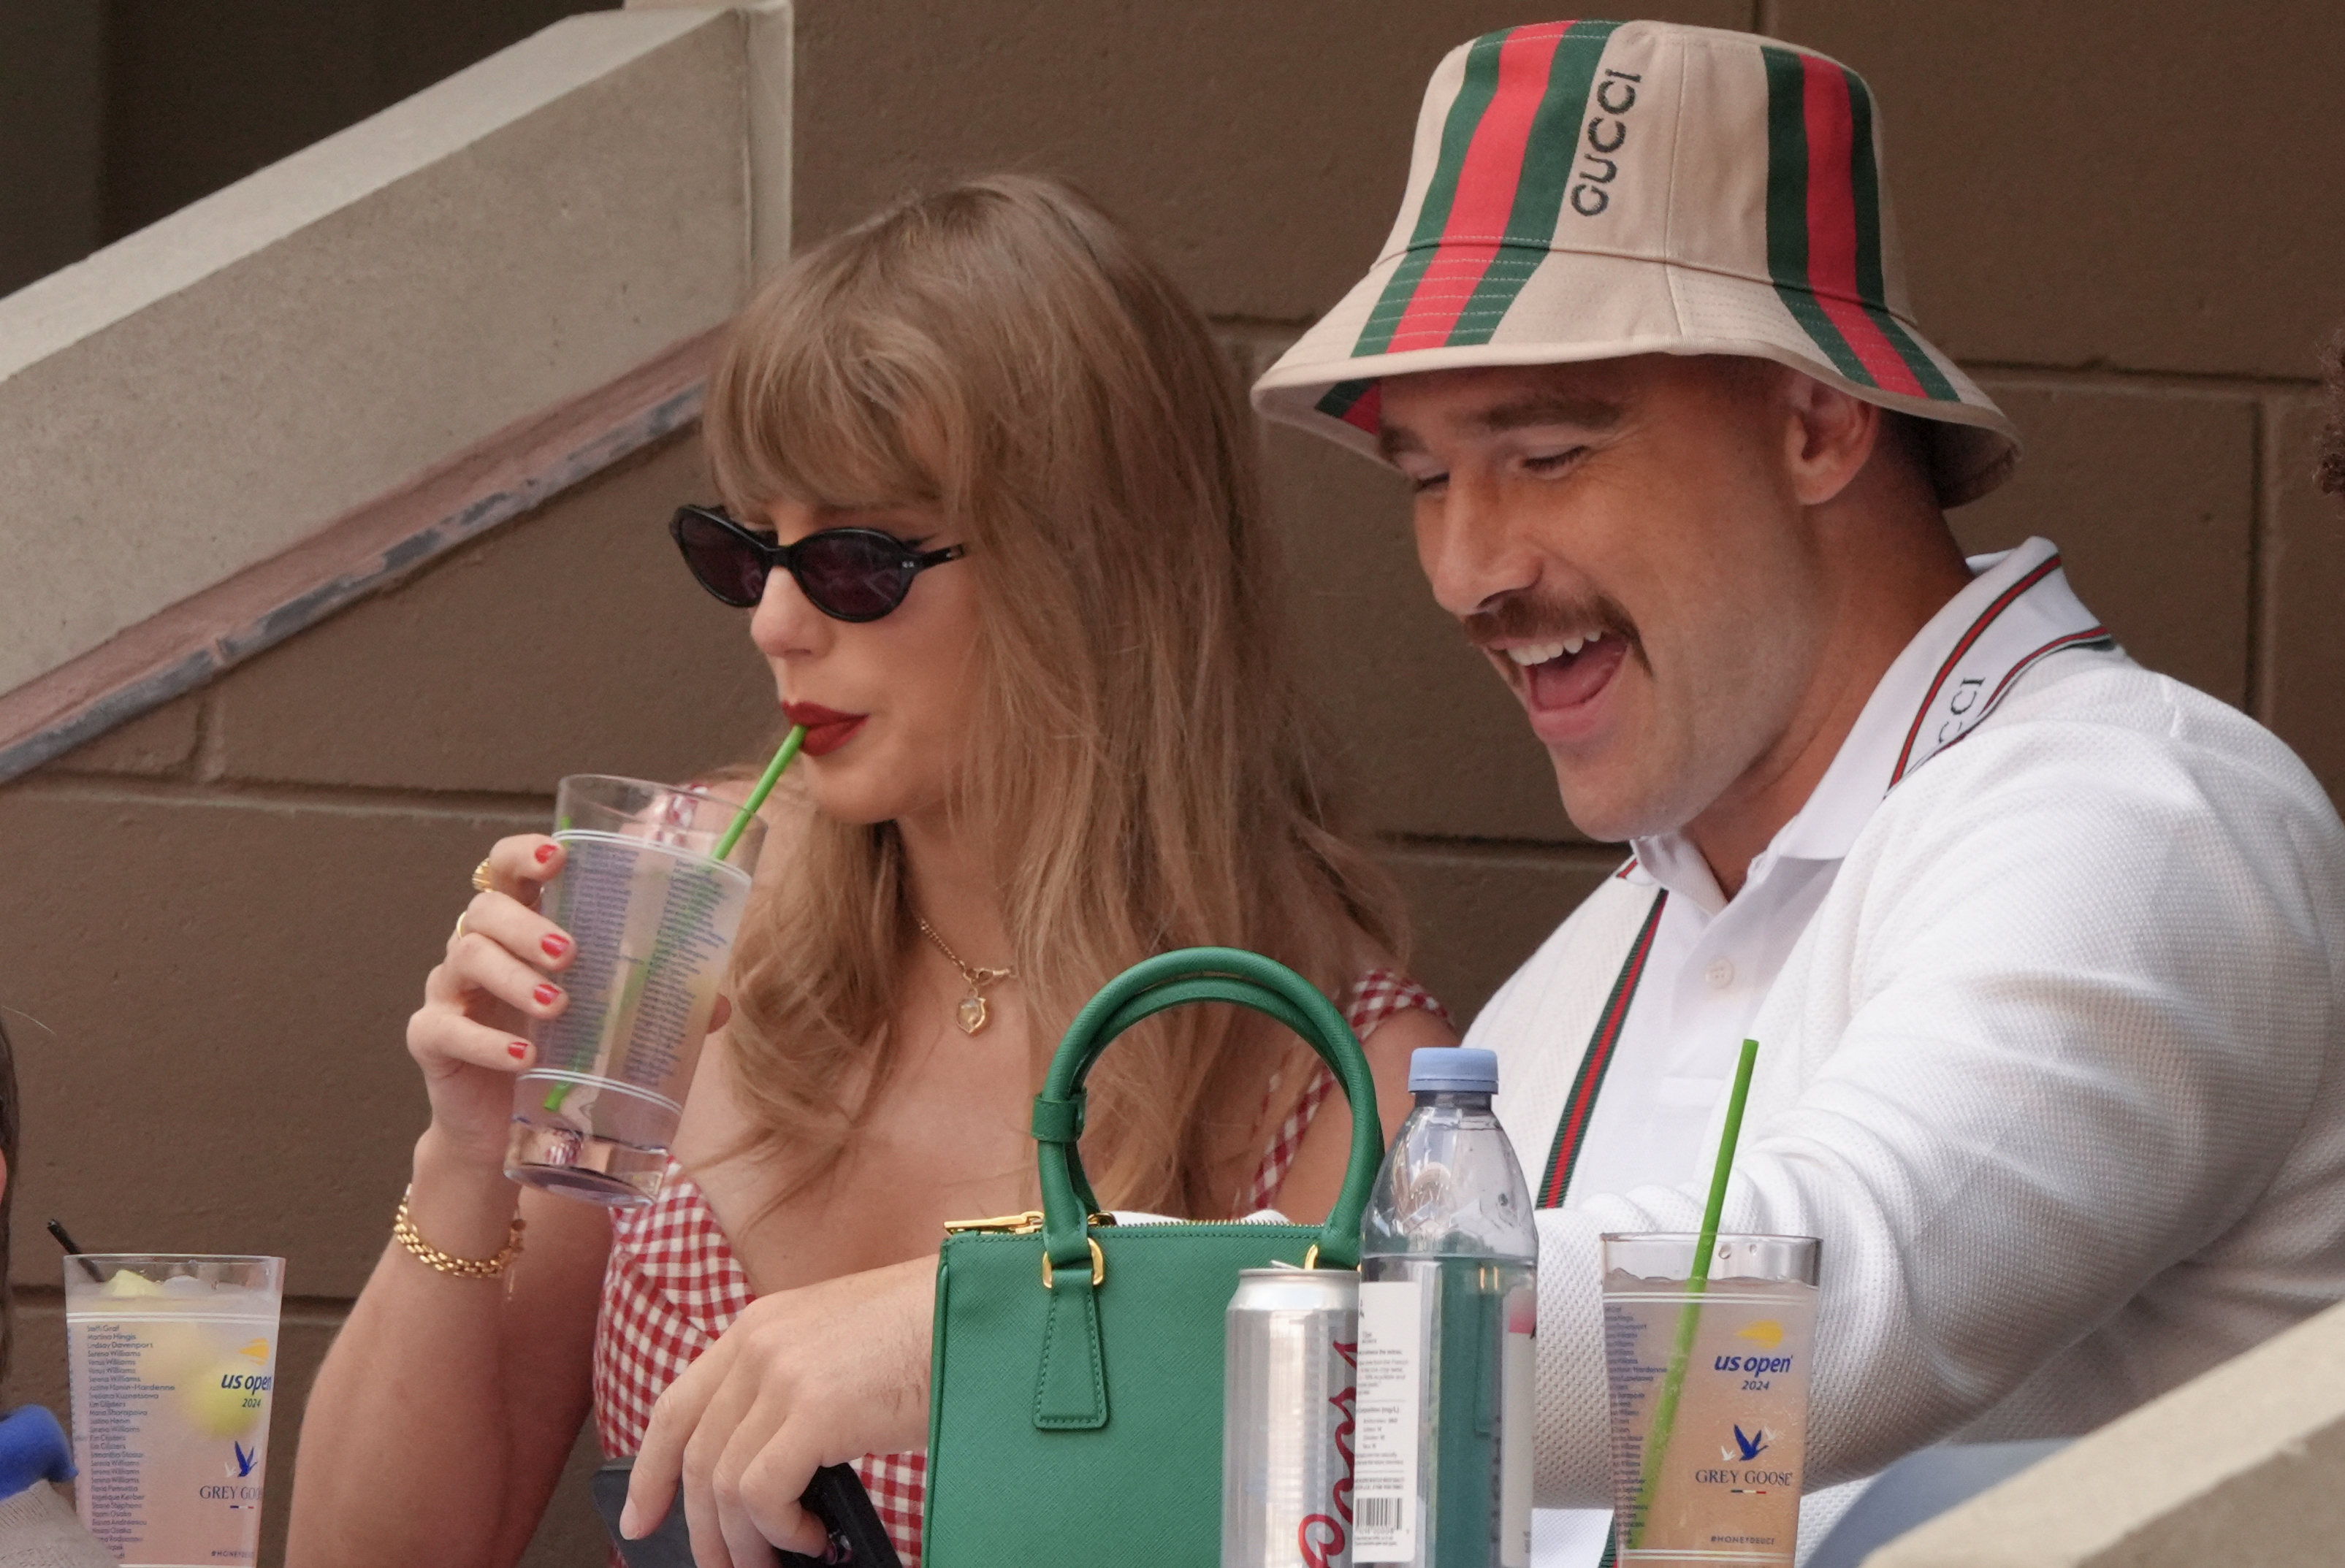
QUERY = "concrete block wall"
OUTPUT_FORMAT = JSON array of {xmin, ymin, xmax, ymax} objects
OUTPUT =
[
  {"xmin": 0, "ymin": 435, "xmax": 759, "ymax": 1567},
  {"xmin": 0, "ymin": 0, "xmax": 619, "ymax": 298},
  {"xmin": 0, "ymin": 4, "xmax": 748, "ymax": 714},
  {"xmin": 2, "ymin": 2, "xmax": 2343, "ymax": 1563}
]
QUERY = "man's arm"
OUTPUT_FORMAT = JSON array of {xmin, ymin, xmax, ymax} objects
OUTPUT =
[{"xmin": 1526, "ymin": 718, "xmax": 2345, "ymax": 1502}]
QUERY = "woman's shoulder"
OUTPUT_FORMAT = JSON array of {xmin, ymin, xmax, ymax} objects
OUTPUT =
[
  {"xmin": 1341, "ymin": 959, "xmax": 1458, "ymax": 1131},
  {"xmin": 1341, "ymin": 965, "xmax": 1456, "ymax": 1037}
]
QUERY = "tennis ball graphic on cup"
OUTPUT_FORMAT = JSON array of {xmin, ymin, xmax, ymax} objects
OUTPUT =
[
  {"xmin": 180, "ymin": 1341, "xmax": 273, "ymax": 1439},
  {"xmin": 132, "ymin": 1318, "xmax": 272, "ymax": 1439}
]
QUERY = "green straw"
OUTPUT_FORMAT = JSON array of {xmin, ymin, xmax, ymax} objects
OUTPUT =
[
  {"xmin": 541, "ymin": 727, "xmax": 805, "ymax": 1114},
  {"xmin": 1627, "ymin": 1036, "xmax": 1762, "ymax": 1549},
  {"xmin": 717, "ymin": 724, "xmax": 806, "ymax": 861}
]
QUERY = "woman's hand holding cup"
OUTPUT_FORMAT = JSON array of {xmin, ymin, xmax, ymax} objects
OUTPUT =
[{"xmin": 405, "ymin": 834, "xmax": 579, "ymax": 1170}]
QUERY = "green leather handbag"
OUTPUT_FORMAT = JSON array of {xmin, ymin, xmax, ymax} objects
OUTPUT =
[{"xmin": 920, "ymin": 947, "xmax": 1384, "ymax": 1564}]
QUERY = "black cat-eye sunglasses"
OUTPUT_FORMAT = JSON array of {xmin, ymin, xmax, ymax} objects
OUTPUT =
[{"xmin": 668, "ymin": 504, "xmax": 966, "ymax": 622}]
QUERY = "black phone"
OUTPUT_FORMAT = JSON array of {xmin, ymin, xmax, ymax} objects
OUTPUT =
[{"xmin": 590, "ymin": 1457, "xmax": 903, "ymax": 1568}]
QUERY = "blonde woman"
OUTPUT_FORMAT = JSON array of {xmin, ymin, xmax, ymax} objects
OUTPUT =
[{"xmin": 286, "ymin": 177, "xmax": 1453, "ymax": 1568}]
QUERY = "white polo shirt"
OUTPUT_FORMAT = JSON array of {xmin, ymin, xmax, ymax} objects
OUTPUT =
[
  {"xmin": 1547, "ymin": 538, "xmax": 2118, "ymax": 1206},
  {"xmin": 1468, "ymin": 538, "xmax": 2345, "ymax": 1552}
]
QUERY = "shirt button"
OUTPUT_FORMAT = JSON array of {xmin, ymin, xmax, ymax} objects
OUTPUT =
[{"xmin": 1704, "ymin": 958, "xmax": 1735, "ymax": 990}]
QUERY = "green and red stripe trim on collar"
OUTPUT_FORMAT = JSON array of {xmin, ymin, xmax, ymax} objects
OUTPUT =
[
  {"xmin": 1888, "ymin": 553, "xmax": 2110, "ymax": 786},
  {"xmin": 1536, "ymin": 888, "xmax": 1668, "ymax": 1209},
  {"xmin": 1354, "ymin": 20, "xmax": 1622, "ymax": 358},
  {"xmin": 1761, "ymin": 46, "xmax": 1957, "ymax": 402},
  {"xmin": 1538, "ymin": 562, "xmax": 2103, "ymax": 1219},
  {"xmin": 1982, "ymin": 627, "xmax": 2115, "ymax": 711}
]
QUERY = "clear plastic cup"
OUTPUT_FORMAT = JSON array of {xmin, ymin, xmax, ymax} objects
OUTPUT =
[
  {"xmin": 503, "ymin": 774, "xmax": 766, "ymax": 1206},
  {"xmin": 1601, "ymin": 1234, "xmax": 1820, "ymax": 1567},
  {"xmin": 64, "ymin": 1254, "xmax": 284, "ymax": 1567}
]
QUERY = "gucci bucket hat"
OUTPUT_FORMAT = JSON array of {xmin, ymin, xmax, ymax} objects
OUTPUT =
[{"xmin": 1253, "ymin": 19, "xmax": 2018, "ymax": 506}]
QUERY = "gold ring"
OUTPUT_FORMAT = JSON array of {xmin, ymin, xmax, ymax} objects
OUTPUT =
[
  {"xmin": 452, "ymin": 912, "xmax": 469, "ymax": 942},
  {"xmin": 470, "ymin": 857, "xmax": 495, "ymax": 894}
]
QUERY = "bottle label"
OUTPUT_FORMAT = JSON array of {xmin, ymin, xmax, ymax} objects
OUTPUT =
[
  {"xmin": 1500, "ymin": 1282, "xmax": 1538, "ymax": 1567},
  {"xmin": 1352, "ymin": 1279, "xmax": 1425, "ymax": 1563}
]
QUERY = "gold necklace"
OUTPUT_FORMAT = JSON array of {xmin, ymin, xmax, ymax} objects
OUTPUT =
[{"xmin": 913, "ymin": 914, "xmax": 1018, "ymax": 1035}]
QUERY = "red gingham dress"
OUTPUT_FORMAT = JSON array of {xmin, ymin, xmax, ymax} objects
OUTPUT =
[{"xmin": 592, "ymin": 969, "xmax": 1449, "ymax": 1567}]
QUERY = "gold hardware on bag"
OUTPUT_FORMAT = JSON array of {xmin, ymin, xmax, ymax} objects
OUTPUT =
[
  {"xmin": 942, "ymin": 1209, "xmax": 1118, "ymax": 1238},
  {"xmin": 1041, "ymin": 1236, "xmax": 1107, "ymax": 1290},
  {"xmin": 1303, "ymin": 1243, "xmax": 1322, "ymax": 1270},
  {"xmin": 943, "ymin": 1210, "xmax": 1046, "ymax": 1236}
]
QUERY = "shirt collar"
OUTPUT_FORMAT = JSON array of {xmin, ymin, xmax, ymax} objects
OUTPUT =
[{"xmin": 1626, "ymin": 538, "xmax": 2109, "ymax": 901}]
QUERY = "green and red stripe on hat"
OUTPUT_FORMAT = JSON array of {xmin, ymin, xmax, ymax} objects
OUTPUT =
[
  {"xmin": 1759, "ymin": 45, "xmax": 1958, "ymax": 404},
  {"xmin": 1354, "ymin": 20, "xmax": 1624, "ymax": 357},
  {"xmin": 1259, "ymin": 19, "xmax": 2020, "ymax": 508}
]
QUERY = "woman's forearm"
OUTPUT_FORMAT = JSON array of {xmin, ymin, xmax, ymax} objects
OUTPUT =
[{"xmin": 286, "ymin": 1133, "xmax": 603, "ymax": 1568}]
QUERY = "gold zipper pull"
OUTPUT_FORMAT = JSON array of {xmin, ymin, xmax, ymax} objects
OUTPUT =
[{"xmin": 942, "ymin": 1209, "xmax": 1045, "ymax": 1236}]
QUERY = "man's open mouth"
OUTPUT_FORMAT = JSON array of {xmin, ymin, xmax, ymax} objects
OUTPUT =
[{"xmin": 1502, "ymin": 630, "xmax": 1631, "ymax": 712}]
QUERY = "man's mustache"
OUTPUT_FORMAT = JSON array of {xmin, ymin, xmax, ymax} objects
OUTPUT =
[{"xmin": 1463, "ymin": 592, "xmax": 1639, "ymax": 651}]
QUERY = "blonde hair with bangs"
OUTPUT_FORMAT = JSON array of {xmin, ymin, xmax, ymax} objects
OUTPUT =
[{"xmin": 707, "ymin": 175, "xmax": 1404, "ymax": 1216}]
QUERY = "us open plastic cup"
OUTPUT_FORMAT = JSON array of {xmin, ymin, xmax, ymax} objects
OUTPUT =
[
  {"xmin": 1601, "ymin": 1234, "xmax": 1820, "ymax": 1567},
  {"xmin": 503, "ymin": 774, "xmax": 766, "ymax": 1206},
  {"xmin": 64, "ymin": 1254, "xmax": 284, "ymax": 1567}
]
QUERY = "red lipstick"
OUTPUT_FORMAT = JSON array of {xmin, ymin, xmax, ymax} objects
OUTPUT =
[{"xmin": 782, "ymin": 701, "xmax": 868, "ymax": 757}]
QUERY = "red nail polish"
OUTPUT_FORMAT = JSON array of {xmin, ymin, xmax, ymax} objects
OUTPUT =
[
  {"xmin": 541, "ymin": 934, "xmax": 571, "ymax": 958},
  {"xmin": 533, "ymin": 983, "xmax": 560, "ymax": 1006},
  {"xmin": 535, "ymin": 844, "xmax": 557, "ymax": 864},
  {"xmin": 508, "ymin": 1042, "xmax": 529, "ymax": 1060}
]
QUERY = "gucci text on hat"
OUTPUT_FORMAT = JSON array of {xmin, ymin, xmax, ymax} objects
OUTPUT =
[{"xmin": 1253, "ymin": 20, "xmax": 2018, "ymax": 506}]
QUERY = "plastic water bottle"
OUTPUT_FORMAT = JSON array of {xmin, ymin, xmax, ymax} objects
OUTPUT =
[{"xmin": 1351, "ymin": 1047, "xmax": 1538, "ymax": 1568}]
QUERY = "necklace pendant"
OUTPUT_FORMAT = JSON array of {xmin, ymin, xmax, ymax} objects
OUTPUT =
[{"xmin": 957, "ymin": 993, "xmax": 990, "ymax": 1035}]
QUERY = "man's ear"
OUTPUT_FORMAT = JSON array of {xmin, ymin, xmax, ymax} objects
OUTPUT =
[{"xmin": 1780, "ymin": 372, "xmax": 1880, "ymax": 508}]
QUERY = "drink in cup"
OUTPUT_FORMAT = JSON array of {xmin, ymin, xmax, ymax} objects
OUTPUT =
[
  {"xmin": 64, "ymin": 1254, "xmax": 284, "ymax": 1567},
  {"xmin": 1601, "ymin": 1234, "xmax": 1820, "ymax": 1567},
  {"xmin": 503, "ymin": 774, "xmax": 767, "ymax": 1205}
]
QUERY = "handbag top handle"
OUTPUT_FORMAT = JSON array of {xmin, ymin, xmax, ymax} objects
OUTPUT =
[{"xmin": 1027, "ymin": 946, "xmax": 1384, "ymax": 1276}]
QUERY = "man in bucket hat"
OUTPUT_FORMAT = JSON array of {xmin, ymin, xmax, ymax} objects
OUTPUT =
[{"xmin": 1259, "ymin": 18, "xmax": 2345, "ymax": 1559}]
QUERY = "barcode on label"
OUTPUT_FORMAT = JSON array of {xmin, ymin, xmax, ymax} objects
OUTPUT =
[{"xmin": 1354, "ymin": 1279, "xmax": 1425, "ymax": 1562}]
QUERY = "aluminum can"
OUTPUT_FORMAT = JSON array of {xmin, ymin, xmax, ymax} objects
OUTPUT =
[{"xmin": 1222, "ymin": 1266, "xmax": 1360, "ymax": 1568}]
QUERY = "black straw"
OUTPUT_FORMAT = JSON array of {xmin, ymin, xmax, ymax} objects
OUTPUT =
[{"xmin": 47, "ymin": 1219, "xmax": 103, "ymax": 1282}]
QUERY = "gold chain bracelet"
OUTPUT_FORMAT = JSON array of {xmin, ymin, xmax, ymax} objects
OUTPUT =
[{"xmin": 392, "ymin": 1186, "xmax": 526, "ymax": 1280}]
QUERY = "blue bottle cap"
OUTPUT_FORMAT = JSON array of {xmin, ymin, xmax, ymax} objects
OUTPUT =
[{"xmin": 1408, "ymin": 1046, "xmax": 1499, "ymax": 1094}]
